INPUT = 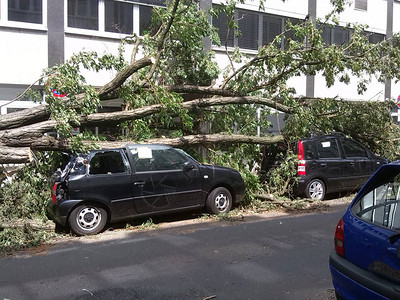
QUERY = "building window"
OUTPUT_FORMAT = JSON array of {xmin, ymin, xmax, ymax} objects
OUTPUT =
[
  {"xmin": 7, "ymin": 107, "xmax": 26, "ymax": 113},
  {"xmin": 238, "ymin": 10, "xmax": 259, "ymax": 50},
  {"xmin": 263, "ymin": 15, "xmax": 282, "ymax": 46},
  {"xmin": 8, "ymin": 0, "xmax": 42, "ymax": 24},
  {"xmin": 355, "ymin": 0, "xmax": 368, "ymax": 11},
  {"xmin": 139, "ymin": 5, "xmax": 153, "ymax": 35},
  {"xmin": 68, "ymin": 0, "xmax": 98, "ymax": 30},
  {"xmin": 212, "ymin": 9, "xmax": 234, "ymax": 48},
  {"xmin": 368, "ymin": 32, "xmax": 384, "ymax": 44},
  {"xmin": 332, "ymin": 26, "xmax": 349, "ymax": 45},
  {"xmin": 105, "ymin": 0, "xmax": 133, "ymax": 34}
]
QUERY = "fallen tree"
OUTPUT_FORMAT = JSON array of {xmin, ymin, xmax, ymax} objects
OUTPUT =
[{"xmin": 1, "ymin": 0, "xmax": 400, "ymax": 166}]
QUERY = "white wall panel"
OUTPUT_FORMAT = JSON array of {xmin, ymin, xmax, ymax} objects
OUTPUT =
[
  {"xmin": 314, "ymin": 74, "xmax": 385, "ymax": 101},
  {"xmin": 0, "ymin": 30, "xmax": 47, "ymax": 85},
  {"xmin": 65, "ymin": 34, "xmax": 135, "ymax": 86}
]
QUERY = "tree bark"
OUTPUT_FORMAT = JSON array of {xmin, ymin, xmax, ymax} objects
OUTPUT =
[
  {"xmin": 0, "ymin": 147, "xmax": 32, "ymax": 164},
  {"xmin": 0, "ymin": 134, "xmax": 284, "ymax": 163}
]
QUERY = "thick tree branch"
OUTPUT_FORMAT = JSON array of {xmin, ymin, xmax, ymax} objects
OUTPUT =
[{"xmin": 0, "ymin": 134, "xmax": 284, "ymax": 163}]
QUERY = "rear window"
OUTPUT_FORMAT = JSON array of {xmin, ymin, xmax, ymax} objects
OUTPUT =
[
  {"xmin": 352, "ymin": 168, "xmax": 400, "ymax": 230},
  {"xmin": 316, "ymin": 138, "xmax": 340, "ymax": 158}
]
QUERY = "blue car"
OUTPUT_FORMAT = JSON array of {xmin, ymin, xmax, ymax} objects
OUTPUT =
[{"xmin": 329, "ymin": 162, "xmax": 400, "ymax": 300}]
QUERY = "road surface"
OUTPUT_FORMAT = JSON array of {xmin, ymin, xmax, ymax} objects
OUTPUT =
[{"xmin": 0, "ymin": 204, "xmax": 347, "ymax": 300}]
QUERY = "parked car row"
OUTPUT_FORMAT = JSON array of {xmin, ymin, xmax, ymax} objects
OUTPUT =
[
  {"xmin": 48, "ymin": 144, "xmax": 245, "ymax": 236},
  {"xmin": 261, "ymin": 133, "xmax": 387, "ymax": 200}
]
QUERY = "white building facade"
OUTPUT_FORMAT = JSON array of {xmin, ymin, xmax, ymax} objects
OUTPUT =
[{"xmin": 1, "ymin": 0, "xmax": 400, "ymax": 119}]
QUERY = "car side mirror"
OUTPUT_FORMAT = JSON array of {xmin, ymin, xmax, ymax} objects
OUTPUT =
[{"xmin": 183, "ymin": 161, "xmax": 194, "ymax": 172}]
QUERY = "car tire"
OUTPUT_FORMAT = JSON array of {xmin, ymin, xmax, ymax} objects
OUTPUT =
[
  {"xmin": 68, "ymin": 204, "xmax": 107, "ymax": 236},
  {"xmin": 305, "ymin": 179, "xmax": 326, "ymax": 200},
  {"xmin": 206, "ymin": 187, "xmax": 233, "ymax": 214}
]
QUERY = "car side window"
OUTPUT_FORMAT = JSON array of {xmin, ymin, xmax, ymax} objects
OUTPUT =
[
  {"xmin": 89, "ymin": 151, "xmax": 127, "ymax": 175},
  {"xmin": 353, "ymin": 174, "xmax": 400, "ymax": 230},
  {"xmin": 342, "ymin": 139, "xmax": 368, "ymax": 158},
  {"xmin": 131, "ymin": 147, "xmax": 187, "ymax": 172},
  {"xmin": 316, "ymin": 138, "xmax": 340, "ymax": 159}
]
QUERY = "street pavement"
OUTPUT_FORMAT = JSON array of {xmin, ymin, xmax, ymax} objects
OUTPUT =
[{"xmin": 0, "ymin": 203, "xmax": 347, "ymax": 300}]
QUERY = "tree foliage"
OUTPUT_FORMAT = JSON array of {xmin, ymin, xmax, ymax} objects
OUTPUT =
[{"xmin": 1, "ymin": 0, "xmax": 400, "ymax": 195}]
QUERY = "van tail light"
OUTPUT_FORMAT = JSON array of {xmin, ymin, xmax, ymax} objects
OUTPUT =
[
  {"xmin": 334, "ymin": 218, "xmax": 345, "ymax": 257},
  {"xmin": 297, "ymin": 140, "xmax": 306, "ymax": 175},
  {"xmin": 51, "ymin": 183, "xmax": 58, "ymax": 204}
]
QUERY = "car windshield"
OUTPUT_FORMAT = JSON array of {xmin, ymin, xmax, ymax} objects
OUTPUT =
[{"xmin": 174, "ymin": 148, "xmax": 199, "ymax": 164}]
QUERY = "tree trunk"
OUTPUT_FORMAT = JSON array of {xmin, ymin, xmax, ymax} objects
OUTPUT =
[
  {"xmin": 0, "ymin": 147, "xmax": 32, "ymax": 164},
  {"xmin": 0, "ymin": 134, "xmax": 284, "ymax": 163}
]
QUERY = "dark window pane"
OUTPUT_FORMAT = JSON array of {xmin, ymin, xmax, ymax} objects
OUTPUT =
[
  {"xmin": 139, "ymin": 5, "xmax": 153, "ymax": 35},
  {"xmin": 263, "ymin": 15, "xmax": 282, "ymax": 46},
  {"xmin": 238, "ymin": 10, "xmax": 259, "ymax": 50},
  {"xmin": 151, "ymin": 149, "xmax": 186, "ymax": 171},
  {"xmin": 342, "ymin": 140, "xmax": 368, "ymax": 158},
  {"xmin": 332, "ymin": 26, "xmax": 349, "ymax": 45},
  {"xmin": 283, "ymin": 18, "xmax": 301, "ymax": 48},
  {"xmin": 212, "ymin": 9, "xmax": 234, "ymax": 48},
  {"xmin": 105, "ymin": 0, "xmax": 133, "ymax": 34},
  {"xmin": 68, "ymin": 0, "xmax": 98, "ymax": 30},
  {"xmin": 7, "ymin": 107, "xmax": 26, "ymax": 113},
  {"xmin": 317, "ymin": 139, "xmax": 340, "ymax": 158},
  {"xmin": 369, "ymin": 32, "xmax": 384, "ymax": 44},
  {"xmin": 126, "ymin": 0, "xmax": 165, "ymax": 6},
  {"xmin": 90, "ymin": 151, "xmax": 127, "ymax": 175},
  {"xmin": 355, "ymin": 0, "xmax": 368, "ymax": 10},
  {"xmin": 8, "ymin": 0, "xmax": 42, "ymax": 24},
  {"xmin": 321, "ymin": 26, "xmax": 332, "ymax": 45}
]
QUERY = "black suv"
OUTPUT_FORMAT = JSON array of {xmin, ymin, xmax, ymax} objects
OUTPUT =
[
  {"xmin": 48, "ymin": 144, "xmax": 245, "ymax": 235},
  {"xmin": 261, "ymin": 134, "xmax": 387, "ymax": 200}
]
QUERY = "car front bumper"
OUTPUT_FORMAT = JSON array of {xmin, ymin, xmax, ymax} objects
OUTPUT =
[{"xmin": 329, "ymin": 250, "xmax": 400, "ymax": 300}]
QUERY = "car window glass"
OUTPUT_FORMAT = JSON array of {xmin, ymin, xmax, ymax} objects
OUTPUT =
[
  {"xmin": 89, "ymin": 151, "xmax": 127, "ymax": 175},
  {"xmin": 130, "ymin": 147, "xmax": 187, "ymax": 172},
  {"xmin": 316, "ymin": 138, "xmax": 340, "ymax": 158},
  {"xmin": 353, "ymin": 173, "xmax": 400, "ymax": 230},
  {"xmin": 342, "ymin": 139, "xmax": 368, "ymax": 158},
  {"xmin": 304, "ymin": 143, "xmax": 315, "ymax": 159}
]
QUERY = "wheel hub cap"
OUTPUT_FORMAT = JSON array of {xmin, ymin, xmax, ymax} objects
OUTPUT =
[
  {"xmin": 77, "ymin": 207, "xmax": 100, "ymax": 229},
  {"xmin": 215, "ymin": 193, "xmax": 228, "ymax": 211}
]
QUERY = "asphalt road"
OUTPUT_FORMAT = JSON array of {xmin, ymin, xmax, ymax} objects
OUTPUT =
[{"xmin": 0, "ymin": 204, "xmax": 347, "ymax": 300}]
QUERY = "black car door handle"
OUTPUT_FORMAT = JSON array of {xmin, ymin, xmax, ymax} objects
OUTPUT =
[
  {"xmin": 349, "ymin": 162, "xmax": 355, "ymax": 166},
  {"xmin": 320, "ymin": 163, "xmax": 327, "ymax": 168},
  {"xmin": 134, "ymin": 181, "xmax": 146, "ymax": 186}
]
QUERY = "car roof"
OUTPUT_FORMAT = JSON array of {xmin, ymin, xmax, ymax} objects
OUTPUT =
[
  {"xmin": 301, "ymin": 133, "xmax": 348, "ymax": 142},
  {"xmin": 126, "ymin": 144, "xmax": 172, "ymax": 150}
]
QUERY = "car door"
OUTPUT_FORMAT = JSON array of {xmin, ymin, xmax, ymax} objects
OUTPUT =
[
  {"xmin": 129, "ymin": 146, "xmax": 203, "ymax": 214},
  {"xmin": 315, "ymin": 138, "xmax": 344, "ymax": 191},
  {"xmin": 347, "ymin": 165, "xmax": 400, "ymax": 284},
  {"xmin": 340, "ymin": 138, "xmax": 370, "ymax": 189},
  {"xmin": 69, "ymin": 149, "xmax": 135, "ymax": 218}
]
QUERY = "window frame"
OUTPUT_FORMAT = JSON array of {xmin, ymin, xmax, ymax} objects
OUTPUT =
[
  {"xmin": 354, "ymin": 0, "xmax": 368, "ymax": 11},
  {"xmin": 64, "ymin": 0, "xmax": 157, "ymax": 38},
  {"xmin": 316, "ymin": 138, "xmax": 341, "ymax": 159},
  {"xmin": 211, "ymin": 5, "xmax": 302, "ymax": 52},
  {"xmin": 0, "ymin": 0, "xmax": 47, "ymax": 30}
]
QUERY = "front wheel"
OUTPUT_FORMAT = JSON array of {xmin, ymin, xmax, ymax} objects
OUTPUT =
[
  {"xmin": 206, "ymin": 187, "xmax": 233, "ymax": 214},
  {"xmin": 305, "ymin": 179, "xmax": 326, "ymax": 200},
  {"xmin": 68, "ymin": 204, "xmax": 107, "ymax": 236}
]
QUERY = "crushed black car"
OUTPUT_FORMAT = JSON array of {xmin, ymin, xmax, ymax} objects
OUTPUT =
[{"xmin": 48, "ymin": 144, "xmax": 245, "ymax": 235}]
